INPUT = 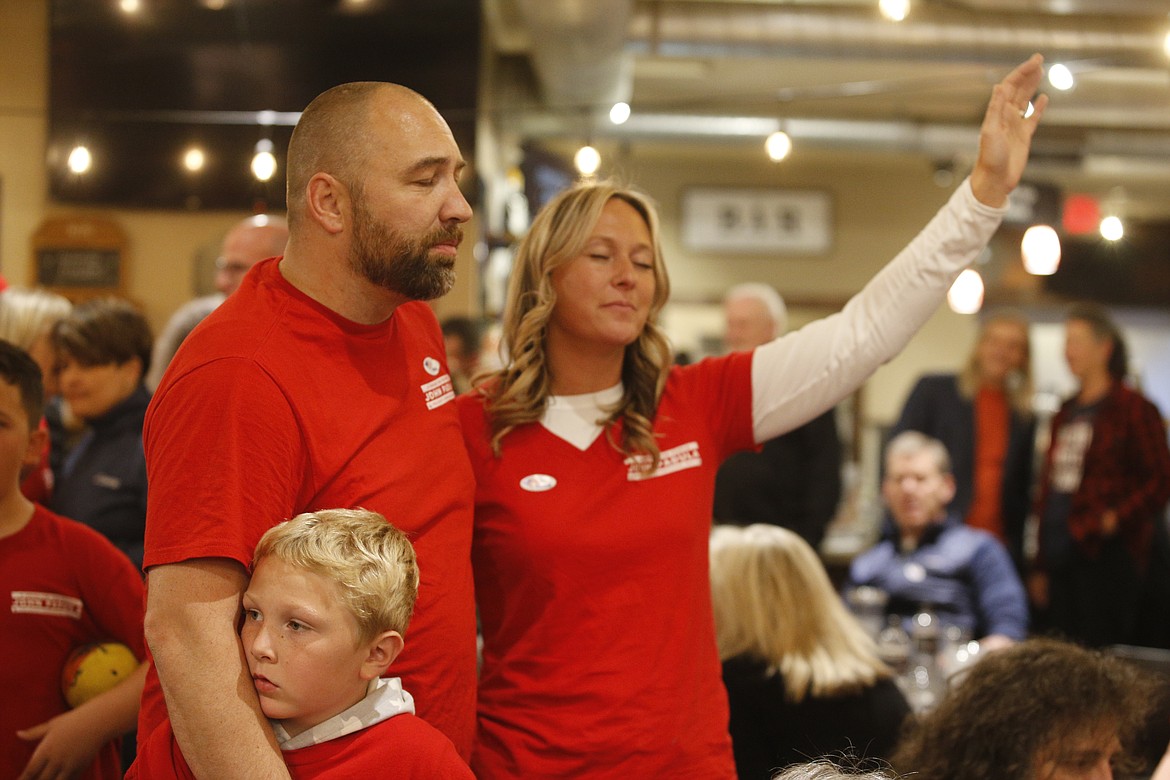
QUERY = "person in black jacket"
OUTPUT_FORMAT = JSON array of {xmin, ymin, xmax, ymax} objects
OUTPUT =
[
  {"xmin": 715, "ymin": 284, "xmax": 843, "ymax": 550},
  {"xmin": 49, "ymin": 297, "xmax": 151, "ymax": 569},
  {"xmin": 710, "ymin": 524, "xmax": 910, "ymax": 779}
]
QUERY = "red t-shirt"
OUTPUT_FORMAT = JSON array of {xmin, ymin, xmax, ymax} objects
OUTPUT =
[
  {"xmin": 135, "ymin": 712, "xmax": 473, "ymax": 779},
  {"xmin": 457, "ymin": 353, "xmax": 755, "ymax": 779},
  {"xmin": 136, "ymin": 258, "xmax": 477, "ymax": 768},
  {"xmin": 0, "ymin": 505, "xmax": 146, "ymax": 780}
]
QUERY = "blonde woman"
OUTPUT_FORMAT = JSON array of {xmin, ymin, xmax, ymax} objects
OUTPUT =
[
  {"xmin": 892, "ymin": 310, "xmax": 1035, "ymax": 563},
  {"xmin": 711, "ymin": 525, "xmax": 910, "ymax": 778},
  {"xmin": 0, "ymin": 287, "xmax": 73, "ymax": 502},
  {"xmin": 456, "ymin": 55, "xmax": 1046, "ymax": 779}
]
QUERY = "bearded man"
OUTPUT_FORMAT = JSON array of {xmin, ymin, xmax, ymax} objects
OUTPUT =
[{"xmin": 130, "ymin": 83, "xmax": 476, "ymax": 779}]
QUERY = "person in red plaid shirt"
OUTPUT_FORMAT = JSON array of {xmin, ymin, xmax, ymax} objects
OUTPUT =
[{"xmin": 1030, "ymin": 302, "xmax": 1170, "ymax": 647}]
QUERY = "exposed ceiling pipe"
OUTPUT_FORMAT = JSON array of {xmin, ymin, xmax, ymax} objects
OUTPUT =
[{"xmin": 627, "ymin": 4, "xmax": 1166, "ymax": 67}]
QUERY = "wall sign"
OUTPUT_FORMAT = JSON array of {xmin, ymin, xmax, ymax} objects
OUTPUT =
[
  {"xmin": 682, "ymin": 187, "xmax": 832, "ymax": 254},
  {"xmin": 30, "ymin": 215, "xmax": 127, "ymax": 301}
]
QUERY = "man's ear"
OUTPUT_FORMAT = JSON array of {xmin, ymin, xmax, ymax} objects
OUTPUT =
[
  {"xmin": 940, "ymin": 473, "xmax": 957, "ymax": 506},
  {"xmin": 360, "ymin": 630, "xmax": 405, "ymax": 681},
  {"xmin": 305, "ymin": 172, "xmax": 348, "ymax": 235}
]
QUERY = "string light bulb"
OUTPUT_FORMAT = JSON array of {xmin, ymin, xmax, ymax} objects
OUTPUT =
[
  {"xmin": 67, "ymin": 145, "xmax": 92, "ymax": 174},
  {"xmin": 765, "ymin": 130, "xmax": 792, "ymax": 162},
  {"xmin": 251, "ymin": 139, "xmax": 277, "ymax": 182},
  {"xmin": 1048, "ymin": 63, "xmax": 1075, "ymax": 91},
  {"xmin": 1100, "ymin": 215, "xmax": 1124, "ymax": 241},
  {"xmin": 574, "ymin": 145, "xmax": 601, "ymax": 177},
  {"xmin": 182, "ymin": 147, "xmax": 206, "ymax": 173},
  {"xmin": 878, "ymin": 0, "xmax": 909, "ymax": 22}
]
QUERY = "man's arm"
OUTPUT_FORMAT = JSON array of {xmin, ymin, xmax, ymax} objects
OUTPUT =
[
  {"xmin": 145, "ymin": 558, "xmax": 290, "ymax": 780},
  {"xmin": 970, "ymin": 537, "xmax": 1029, "ymax": 642}
]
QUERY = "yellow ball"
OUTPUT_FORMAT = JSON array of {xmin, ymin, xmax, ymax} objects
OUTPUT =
[{"xmin": 61, "ymin": 642, "xmax": 139, "ymax": 709}]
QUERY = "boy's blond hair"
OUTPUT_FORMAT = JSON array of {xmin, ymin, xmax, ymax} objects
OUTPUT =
[{"xmin": 253, "ymin": 509, "xmax": 419, "ymax": 644}]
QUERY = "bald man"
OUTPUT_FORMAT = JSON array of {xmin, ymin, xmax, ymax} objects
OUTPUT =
[
  {"xmin": 145, "ymin": 215, "xmax": 289, "ymax": 391},
  {"xmin": 131, "ymin": 83, "xmax": 475, "ymax": 779},
  {"xmin": 714, "ymin": 284, "xmax": 844, "ymax": 550}
]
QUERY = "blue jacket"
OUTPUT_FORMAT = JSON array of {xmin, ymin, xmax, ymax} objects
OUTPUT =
[
  {"xmin": 892, "ymin": 373, "xmax": 1035, "ymax": 566},
  {"xmin": 846, "ymin": 514, "xmax": 1028, "ymax": 640},
  {"xmin": 49, "ymin": 384, "xmax": 149, "ymax": 569}
]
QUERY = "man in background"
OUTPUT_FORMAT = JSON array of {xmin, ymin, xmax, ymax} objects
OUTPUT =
[
  {"xmin": 145, "ymin": 214, "xmax": 288, "ymax": 390},
  {"xmin": 847, "ymin": 431, "xmax": 1027, "ymax": 648},
  {"xmin": 714, "ymin": 283, "xmax": 842, "ymax": 550}
]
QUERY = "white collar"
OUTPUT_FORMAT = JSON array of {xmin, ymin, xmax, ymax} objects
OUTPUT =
[
  {"xmin": 273, "ymin": 676, "xmax": 415, "ymax": 751},
  {"xmin": 541, "ymin": 383, "xmax": 623, "ymax": 451}
]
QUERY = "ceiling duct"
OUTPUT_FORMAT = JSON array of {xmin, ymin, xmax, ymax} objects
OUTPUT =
[{"xmin": 513, "ymin": 0, "xmax": 635, "ymax": 111}]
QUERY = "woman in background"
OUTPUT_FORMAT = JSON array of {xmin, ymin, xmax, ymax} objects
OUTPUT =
[
  {"xmin": 711, "ymin": 524, "xmax": 910, "ymax": 778},
  {"xmin": 892, "ymin": 310, "xmax": 1035, "ymax": 566},
  {"xmin": 49, "ymin": 297, "xmax": 152, "ymax": 569}
]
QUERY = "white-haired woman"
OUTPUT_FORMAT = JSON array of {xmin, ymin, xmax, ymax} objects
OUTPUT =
[
  {"xmin": 456, "ymin": 55, "xmax": 1046, "ymax": 779},
  {"xmin": 711, "ymin": 524, "xmax": 910, "ymax": 778}
]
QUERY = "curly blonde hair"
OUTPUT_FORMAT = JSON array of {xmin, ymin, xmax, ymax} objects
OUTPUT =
[
  {"xmin": 478, "ymin": 181, "xmax": 673, "ymax": 470},
  {"xmin": 252, "ymin": 509, "xmax": 419, "ymax": 645}
]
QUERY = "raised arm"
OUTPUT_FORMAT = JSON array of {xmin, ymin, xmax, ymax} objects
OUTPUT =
[
  {"xmin": 750, "ymin": 55, "xmax": 1047, "ymax": 442},
  {"xmin": 145, "ymin": 559, "xmax": 290, "ymax": 779}
]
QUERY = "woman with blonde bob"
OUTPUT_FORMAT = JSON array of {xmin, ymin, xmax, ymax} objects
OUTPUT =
[
  {"xmin": 456, "ymin": 55, "xmax": 1047, "ymax": 780},
  {"xmin": 711, "ymin": 524, "xmax": 910, "ymax": 778}
]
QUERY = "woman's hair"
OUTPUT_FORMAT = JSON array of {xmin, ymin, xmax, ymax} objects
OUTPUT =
[
  {"xmin": 890, "ymin": 638, "xmax": 1152, "ymax": 779},
  {"xmin": 253, "ymin": 508, "xmax": 419, "ymax": 644},
  {"xmin": 51, "ymin": 297, "xmax": 153, "ymax": 374},
  {"xmin": 1067, "ymin": 301, "xmax": 1128, "ymax": 381},
  {"xmin": 956, "ymin": 308, "xmax": 1033, "ymax": 414},
  {"xmin": 771, "ymin": 759, "xmax": 898, "ymax": 780},
  {"xmin": 709, "ymin": 524, "xmax": 891, "ymax": 702},
  {"xmin": 0, "ymin": 287, "xmax": 72, "ymax": 351},
  {"xmin": 478, "ymin": 181, "xmax": 673, "ymax": 470}
]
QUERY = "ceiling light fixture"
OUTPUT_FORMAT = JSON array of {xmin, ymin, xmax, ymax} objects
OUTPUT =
[
  {"xmin": 251, "ymin": 139, "xmax": 277, "ymax": 182},
  {"xmin": 878, "ymin": 0, "xmax": 910, "ymax": 22},
  {"xmin": 67, "ymin": 145, "xmax": 92, "ymax": 175},
  {"xmin": 574, "ymin": 144, "xmax": 601, "ymax": 177},
  {"xmin": 1099, "ymin": 215, "xmax": 1124, "ymax": 241},
  {"xmin": 1021, "ymin": 224, "xmax": 1061, "ymax": 275},
  {"xmin": 609, "ymin": 102, "xmax": 631, "ymax": 125},
  {"xmin": 946, "ymin": 268, "xmax": 984, "ymax": 314},
  {"xmin": 183, "ymin": 147, "xmax": 206, "ymax": 173},
  {"xmin": 765, "ymin": 130, "xmax": 792, "ymax": 162},
  {"xmin": 1048, "ymin": 63, "xmax": 1075, "ymax": 91}
]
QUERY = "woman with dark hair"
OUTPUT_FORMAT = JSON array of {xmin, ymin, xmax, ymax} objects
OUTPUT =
[
  {"xmin": 891, "ymin": 638, "xmax": 1153, "ymax": 779},
  {"xmin": 49, "ymin": 297, "xmax": 152, "ymax": 569},
  {"xmin": 1030, "ymin": 302, "xmax": 1170, "ymax": 648},
  {"xmin": 456, "ymin": 56, "xmax": 1047, "ymax": 778}
]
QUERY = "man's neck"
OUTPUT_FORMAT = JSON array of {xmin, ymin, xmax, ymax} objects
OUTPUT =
[{"xmin": 279, "ymin": 247, "xmax": 408, "ymax": 326}]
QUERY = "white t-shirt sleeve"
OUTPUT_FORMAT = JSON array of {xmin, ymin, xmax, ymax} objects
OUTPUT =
[{"xmin": 750, "ymin": 177, "xmax": 1007, "ymax": 443}]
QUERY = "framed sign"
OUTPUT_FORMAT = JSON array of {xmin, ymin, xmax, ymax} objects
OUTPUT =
[
  {"xmin": 682, "ymin": 187, "xmax": 832, "ymax": 254},
  {"xmin": 30, "ymin": 215, "xmax": 127, "ymax": 301}
]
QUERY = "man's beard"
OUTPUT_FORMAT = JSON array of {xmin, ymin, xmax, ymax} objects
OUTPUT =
[{"xmin": 349, "ymin": 201, "xmax": 460, "ymax": 301}]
